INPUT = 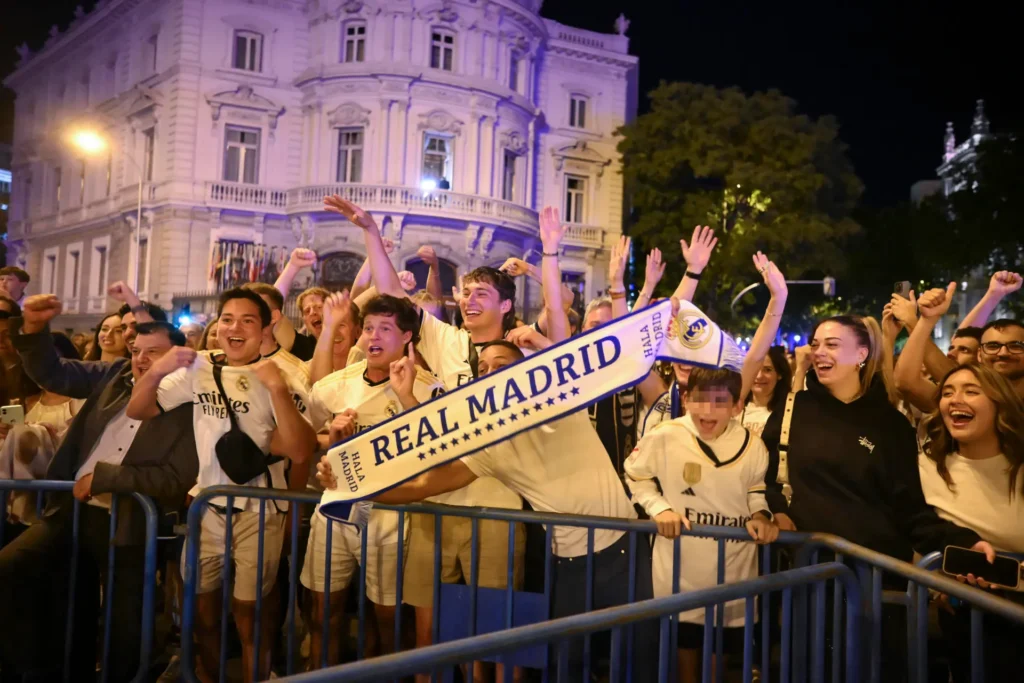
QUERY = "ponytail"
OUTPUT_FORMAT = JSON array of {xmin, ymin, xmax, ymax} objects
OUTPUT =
[{"xmin": 860, "ymin": 316, "xmax": 899, "ymax": 407}]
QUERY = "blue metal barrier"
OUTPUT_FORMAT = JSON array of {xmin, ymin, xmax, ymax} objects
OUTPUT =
[
  {"xmin": 0, "ymin": 479, "xmax": 160, "ymax": 683},
  {"xmin": 277, "ymin": 562, "xmax": 862, "ymax": 682}
]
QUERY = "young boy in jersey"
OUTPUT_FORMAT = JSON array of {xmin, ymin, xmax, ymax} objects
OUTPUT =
[
  {"xmin": 624, "ymin": 367, "xmax": 779, "ymax": 683},
  {"xmin": 323, "ymin": 195, "xmax": 526, "ymax": 670},
  {"xmin": 302, "ymin": 294, "xmax": 444, "ymax": 667},
  {"xmin": 127, "ymin": 288, "xmax": 317, "ymax": 683}
]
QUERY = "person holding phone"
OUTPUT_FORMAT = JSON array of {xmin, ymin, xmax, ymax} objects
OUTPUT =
[{"xmin": 918, "ymin": 361, "xmax": 1024, "ymax": 682}]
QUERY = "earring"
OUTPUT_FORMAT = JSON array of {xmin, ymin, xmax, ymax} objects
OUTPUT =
[{"xmin": 858, "ymin": 361, "xmax": 866, "ymax": 369}]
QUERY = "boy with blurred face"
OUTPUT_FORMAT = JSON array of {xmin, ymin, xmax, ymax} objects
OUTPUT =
[
  {"xmin": 625, "ymin": 367, "xmax": 778, "ymax": 682},
  {"xmin": 127, "ymin": 288, "xmax": 316, "ymax": 683},
  {"xmin": 303, "ymin": 295, "xmax": 443, "ymax": 666}
]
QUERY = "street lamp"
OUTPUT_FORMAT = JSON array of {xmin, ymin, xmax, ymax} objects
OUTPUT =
[{"xmin": 67, "ymin": 128, "xmax": 145, "ymax": 292}]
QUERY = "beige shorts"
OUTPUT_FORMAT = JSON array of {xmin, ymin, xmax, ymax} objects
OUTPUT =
[
  {"xmin": 183, "ymin": 508, "xmax": 286, "ymax": 602},
  {"xmin": 299, "ymin": 512, "xmax": 406, "ymax": 605},
  {"xmin": 403, "ymin": 512, "xmax": 525, "ymax": 608}
]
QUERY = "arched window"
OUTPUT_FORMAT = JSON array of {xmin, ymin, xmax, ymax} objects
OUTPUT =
[
  {"xmin": 319, "ymin": 251, "xmax": 365, "ymax": 292},
  {"xmin": 405, "ymin": 256, "xmax": 458, "ymax": 295}
]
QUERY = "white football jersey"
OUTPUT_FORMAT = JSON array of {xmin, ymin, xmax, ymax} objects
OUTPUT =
[
  {"xmin": 309, "ymin": 359, "xmax": 444, "ymax": 544},
  {"xmin": 625, "ymin": 414, "xmax": 770, "ymax": 625},
  {"xmin": 414, "ymin": 310, "xmax": 523, "ymax": 510},
  {"xmin": 159, "ymin": 351, "xmax": 312, "ymax": 512}
]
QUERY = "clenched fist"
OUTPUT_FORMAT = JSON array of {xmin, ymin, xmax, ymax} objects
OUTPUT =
[{"xmin": 21, "ymin": 295, "xmax": 63, "ymax": 334}]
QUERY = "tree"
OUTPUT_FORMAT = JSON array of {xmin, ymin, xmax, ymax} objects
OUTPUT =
[{"xmin": 618, "ymin": 82, "xmax": 863, "ymax": 329}]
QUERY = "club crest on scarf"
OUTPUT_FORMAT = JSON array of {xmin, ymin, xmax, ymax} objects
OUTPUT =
[{"xmin": 320, "ymin": 299, "xmax": 744, "ymax": 521}]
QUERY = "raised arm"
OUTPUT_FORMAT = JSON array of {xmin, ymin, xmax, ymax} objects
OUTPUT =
[
  {"xmin": 499, "ymin": 257, "xmax": 575, "ymax": 314},
  {"xmin": 257, "ymin": 360, "xmax": 316, "ymax": 463},
  {"xmin": 12, "ymin": 296, "xmax": 115, "ymax": 399},
  {"xmin": 895, "ymin": 284, "xmax": 959, "ymax": 413},
  {"xmin": 274, "ymin": 248, "xmax": 318, "ymax": 301},
  {"xmin": 309, "ymin": 291, "xmax": 353, "ymax": 384},
  {"xmin": 739, "ymin": 253, "xmax": 788, "ymax": 403},
  {"xmin": 959, "ymin": 271, "xmax": 1023, "ymax": 329},
  {"xmin": 126, "ymin": 346, "xmax": 197, "ymax": 420},
  {"xmin": 323, "ymin": 196, "xmax": 406, "ymax": 299},
  {"xmin": 633, "ymin": 248, "xmax": 666, "ymax": 311},
  {"xmin": 606, "ymin": 236, "xmax": 630, "ymax": 319},
  {"xmin": 316, "ymin": 456, "xmax": 477, "ymax": 504},
  {"xmin": 673, "ymin": 226, "xmax": 718, "ymax": 303},
  {"xmin": 416, "ymin": 245, "xmax": 445, "ymax": 301},
  {"xmin": 538, "ymin": 206, "xmax": 570, "ymax": 344},
  {"xmin": 107, "ymin": 281, "xmax": 153, "ymax": 324}
]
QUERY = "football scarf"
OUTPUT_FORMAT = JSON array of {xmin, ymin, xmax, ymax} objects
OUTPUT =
[{"xmin": 321, "ymin": 299, "xmax": 744, "ymax": 520}]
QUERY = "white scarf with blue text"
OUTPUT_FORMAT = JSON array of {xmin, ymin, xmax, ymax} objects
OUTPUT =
[{"xmin": 320, "ymin": 299, "xmax": 744, "ymax": 520}]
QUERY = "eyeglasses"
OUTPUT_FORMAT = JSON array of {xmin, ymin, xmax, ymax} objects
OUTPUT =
[{"xmin": 980, "ymin": 341, "xmax": 1024, "ymax": 355}]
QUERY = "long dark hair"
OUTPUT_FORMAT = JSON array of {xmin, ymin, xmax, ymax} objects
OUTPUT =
[
  {"xmin": 747, "ymin": 345, "xmax": 793, "ymax": 409},
  {"xmin": 85, "ymin": 313, "xmax": 126, "ymax": 361},
  {"xmin": 921, "ymin": 363, "xmax": 1024, "ymax": 500}
]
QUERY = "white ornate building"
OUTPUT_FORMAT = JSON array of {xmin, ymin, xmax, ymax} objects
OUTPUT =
[{"xmin": 2, "ymin": 0, "xmax": 638, "ymax": 329}]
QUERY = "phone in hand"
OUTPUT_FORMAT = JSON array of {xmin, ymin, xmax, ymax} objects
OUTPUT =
[
  {"xmin": 942, "ymin": 545, "xmax": 1021, "ymax": 589},
  {"xmin": 893, "ymin": 281, "xmax": 913, "ymax": 298},
  {"xmin": 1, "ymin": 404, "xmax": 25, "ymax": 426}
]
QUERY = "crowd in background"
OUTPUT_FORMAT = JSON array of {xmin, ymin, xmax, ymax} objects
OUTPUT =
[{"xmin": 0, "ymin": 196, "xmax": 1021, "ymax": 683}]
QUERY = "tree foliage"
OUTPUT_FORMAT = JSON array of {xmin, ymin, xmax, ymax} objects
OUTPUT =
[{"xmin": 617, "ymin": 82, "xmax": 863, "ymax": 328}]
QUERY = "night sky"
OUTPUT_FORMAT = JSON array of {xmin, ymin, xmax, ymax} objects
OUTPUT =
[{"xmin": 2, "ymin": 0, "xmax": 1020, "ymax": 206}]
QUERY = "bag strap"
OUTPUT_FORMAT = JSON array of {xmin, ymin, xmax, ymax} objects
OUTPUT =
[
  {"xmin": 211, "ymin": 364, "xmax": 240, "ymax": 430},
  {"xmin": 776, "ymin": 391, "xmax": 797, "ymax": 486}
]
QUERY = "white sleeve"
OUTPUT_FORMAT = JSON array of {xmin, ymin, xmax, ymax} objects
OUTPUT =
[
  {"xmin": 287, "ymin": 375, "xmax": 314, "ymax": 425},
  {"xmin": 412, "ymin": 373, "xmax": 446, "ymax": 403},
  {"xmin": 156, "ymin": 367, "xmax": 193, "ymax": 412},
  {"xmin": 308, "ymin": 384, "xmax": 332, "ymax": 433},
  {"xmin": 623, "ymin": 432, "xmax": 673, "ymax": 518},
  {"xmin": 746, "ymin": 436, "xmax": 771, "ymax": 517},
  {"xmin": 461, "ymin": 449, "xmax": 497, "ymax": 479},
  {"xmin": 416, "ymin": 310, "xmax": 465, "ymax": 380}
]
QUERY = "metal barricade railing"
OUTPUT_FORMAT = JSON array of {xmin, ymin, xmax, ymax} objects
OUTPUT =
[{"xmin": 0, "ymin": 479, "xmax": 161, "ymax": 683}]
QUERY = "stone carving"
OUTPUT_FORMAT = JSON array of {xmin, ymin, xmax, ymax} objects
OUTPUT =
[
  {"xmin": 478, "ymin": 227, "xmax": 495, "ymax": 256},
  {"xmin": 438, "ymin": 1, "xmax": 458, "ymax": 23},
  {"xmin": 465, "ymin": 224, "xmax": 481, "ymax": 254},
  {"xmin": 341, "ymin": 0, "xmax": 364, "ymax": 13},
  {"xmin": 417, "ymin": 109, "xmax": 464, "ymax": 135},
  {"xmin": 500, "ymin": 130, "xmax": 528, "ymax": 155},
  {"xmin": 327, "ymin": 101, "xmax": 372, "ymax": 127},
  {"xmin": 207, "ymin": 85, "xmax": 285, "ymax": 131},
  {"xmin": 614, "ymin": 14, "xmax": 630, "ymax": 36}
]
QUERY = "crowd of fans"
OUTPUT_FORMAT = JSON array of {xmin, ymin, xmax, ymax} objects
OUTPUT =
[{"xmin": 0, "ymin": 195, "xmax": 1021, "ymax": 683}]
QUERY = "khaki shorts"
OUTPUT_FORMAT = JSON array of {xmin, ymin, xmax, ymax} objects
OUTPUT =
[
  {"xmin": 184, "ymin": 508, "xmax": 286, "ymax": 602},
  {"xmin": 403, "ymin": 513, "xmax": 525, "ymax": 608},
  {"xmin": 299, "ymin": 512, "xmax": 406, "ymax": 605}
]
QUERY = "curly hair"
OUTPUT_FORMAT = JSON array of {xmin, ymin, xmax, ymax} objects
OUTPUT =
[{"xmin": 920, "ymin": 363, "xmax": 1024, "ymax": 500}]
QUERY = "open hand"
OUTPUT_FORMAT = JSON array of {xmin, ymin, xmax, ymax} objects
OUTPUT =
[
  {"xmin": 654, "ymin": 509, "xmax": 691, "ymax": 539},
  {"xmin": 608, "ymin": 236, "xmax": 630, "ymax": 288},
  {"xmin": 680, "ymin": 226, "xmax": 717, "ymax": 274},
  {"xmin": 918, "ymin": 282, "xmax": 957, "ymax": 320},
  {"xmin": 539, "ymin": 206, "xmax": 567, "ymax": 253},
  {"xmin": 323, "ymin": 195, "xmax": 377, "ymax": 230},
  {"xmin": 643, "ymin": 248, "xmax": 666, "ymax": 293},
  {"xmin": 752, "ymin": 252, "xmax": 787, "ymax": 299},
  {"xmin": 322, "ymin": 290, "xmax": 352, "ymax": 332}
]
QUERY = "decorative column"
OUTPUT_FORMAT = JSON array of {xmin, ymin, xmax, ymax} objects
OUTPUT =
[
  {"xmin": 526, "ymin": 119, "xmax": 536, "ymax": 209},
  {"xmin": 379, "ymin": 100, "xmax": 393, "ymax": 183}
]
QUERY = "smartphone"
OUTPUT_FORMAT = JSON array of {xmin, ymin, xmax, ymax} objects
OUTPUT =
[
  {"xmin": 0, "ymin": 404, "xmax": 25, "ymax": 426},
  {"xmin": 893, "ymin": 281, "xmax": 912, "ymax": 297},
  {"xmin": 942, "ymin": 545, "xmax": 1021, "ymax": 589}
]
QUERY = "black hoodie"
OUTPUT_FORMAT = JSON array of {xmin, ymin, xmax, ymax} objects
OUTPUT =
[{"xmin": 763, "ymin": 375, "xmax": 980, "ymax": 563}]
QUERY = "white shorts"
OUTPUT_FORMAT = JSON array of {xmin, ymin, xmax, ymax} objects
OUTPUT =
[
  {"xmin": 299, "ymin": 511, "xmax": 406, "ymax": 605},
  {"xmin": 183, "ymin": 508, "xmax": 286, "ymax": 602}
]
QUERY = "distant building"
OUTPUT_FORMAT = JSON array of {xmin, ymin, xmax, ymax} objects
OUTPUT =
[
  {"xmin": 937, "ymin": 99, "xmax": 992, "ymax": 196},
  {"xmin": 909, "ymin": 179, "xmax": 941, "ymax": 205},
  {"xmin": 3, "ymin": 0, "xmax": 638, "ymax": 329}
]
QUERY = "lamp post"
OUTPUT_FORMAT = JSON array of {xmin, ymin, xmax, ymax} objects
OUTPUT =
[{"xmin": 68, "ymin": 129, "xmax": 145, "ymax": 292}]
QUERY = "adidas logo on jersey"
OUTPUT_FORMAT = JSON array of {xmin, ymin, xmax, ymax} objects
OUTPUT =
[{"xmin": 681, "ymin": 487, "xmax": 696, "ymax": 496}]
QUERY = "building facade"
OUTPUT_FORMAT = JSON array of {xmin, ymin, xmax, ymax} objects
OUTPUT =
[{"xmin": 3, "ymin": 0, "xmax": 638, "ymax": 329}]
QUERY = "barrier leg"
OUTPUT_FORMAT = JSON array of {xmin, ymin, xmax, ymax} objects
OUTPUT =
[
  {"xmin": 100, "ymin": 495, "xmax": 119, "ymax": 683},
  {"xmin": 970, "ymin": 607, "xmax": 984, "ymax": 683},
  {"xmin": 62, "ymin": 500, "xmax": 81, "ymax": 683},
  {"xmin": 583, "ymin": 528, "xmax": 594, "ymax": 683},
  {"xmin": 781, "ymin": 586, "xmax": 792, "ymax": 683},
  {"xmin": 286, "ymin": 503, "xmax": 299, "ymax": 676},
  {"xmin": 658, "ymin": 616, "xmax": 671, "ymax": 683},
  {"xmin": 742, "ymin": 596, "xmax": 754, "ymax": 683},
  {"xmin": 219, "ymin": 502, "xmax": 234, "ymax": 683},
  {"xmin": 715, "ymin": 539, "xmax": 725, "ymax": 683}
]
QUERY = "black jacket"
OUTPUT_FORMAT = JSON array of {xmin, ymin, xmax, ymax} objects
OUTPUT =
[
  {"xmin": 11, "ymin": 320, "xmax": 198, "ymax": 545},
  {"xmin": 763, "ymin": 375, "xmax": 979, "ymax": 562}
]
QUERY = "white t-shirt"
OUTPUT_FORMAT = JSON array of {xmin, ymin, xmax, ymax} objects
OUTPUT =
[
  {"xmin": 919, "ymin": 451, "xmax": 1024, "ymax": 554},
  {"xmin": 461, "ymin": 411, "xmax": 635, "ymax": 557},
  {"xmin": 309, "ymin": 359, "xmax": 444, "ymax": 544},
  {"xmin": 740, "ymin": 403, "xmax": 772, "ymax": 437},
  {"xmin": 415, "ymin": 310, "xmax": 523, "ymax": 510},
  {"xmin": 265, "ymin": 346, "xmax": 312, "ymax": 394},
  {"xmin": 159, "ymin": 352, "xmax": 312, "ymax": 511},
  {"xmin": 625, "ymin": 414, "xmax": 770, "ymax": 625}
]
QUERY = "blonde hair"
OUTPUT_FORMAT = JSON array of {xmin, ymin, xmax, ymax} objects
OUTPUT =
[{"xmin": 814, "ymin": 315, "xmax": 899, "ymax": 406}]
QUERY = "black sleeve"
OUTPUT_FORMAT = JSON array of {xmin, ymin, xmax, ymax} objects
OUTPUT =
[
  {"xmin": 289, "ymin": 333, "xmax": 317, "ymax": 362},
  {"xmin": 10, "ymin": 319, "xmax": 117, "ymax": 399},
  {"xmin": 884, "ymin": 418, "xmax": 980, "ymax": 554},
  {"xmin": 761, "ymin": 404, "xmax": 789, "ymax": 515}
]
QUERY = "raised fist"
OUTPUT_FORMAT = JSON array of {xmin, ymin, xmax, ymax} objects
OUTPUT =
[
  {"xmin": 21, "ymin": 295, "xmax": 63, "ymax": 334},
  {"xmin": 288, "ymin": 248, "xmax": 317, "ymax": 270},
  {"xmin": 397, "ymin": 271, "xmax": 418, "ymax": 293},
  {"xmin": 416, "ymin": 245, "xmax": 438, "ymax": 266},
  {"xmin": 151, "ymin": 346, "xmax": 197, "ymax": 377},
  {"xmin": 253, "ymin": 359, "xmax": 286, "ymax": 392}
]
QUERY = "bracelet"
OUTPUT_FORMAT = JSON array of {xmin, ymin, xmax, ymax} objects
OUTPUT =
[
  {"xmin": 542, "ymin": 252, "xmax": 559, "ymax": 257},
  {"xmin": 685, "ymin": 270, "xmax": 703, "ymax": 281},
  {"xmin": 609, "ymin": 291, "xmax": 626, "ymax": 300}
]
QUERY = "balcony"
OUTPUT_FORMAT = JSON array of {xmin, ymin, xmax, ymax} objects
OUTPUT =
[
  {"xmin": 563, "ymin": 223, "xmax": 607, "ymax": 249},
  {"xmin": 204, "ymin": 181, "xmax": 543, "ymax": 238}
]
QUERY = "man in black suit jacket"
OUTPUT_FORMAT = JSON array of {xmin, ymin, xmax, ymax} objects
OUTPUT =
[{"xmin": 0, "ymin": 294, "xmax": 199, "ymax": 683}]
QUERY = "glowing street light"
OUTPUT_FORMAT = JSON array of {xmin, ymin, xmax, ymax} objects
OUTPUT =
[{"xmin": 65, "ymin": 127, "xmax": 144, "ymax": 292}]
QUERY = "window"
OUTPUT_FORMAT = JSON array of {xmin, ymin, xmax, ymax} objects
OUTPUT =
[
  {"xmin": 79, "ymin": 160, "xmax": 86, "ymax": 205},
  {"xmin": 146, "ymin": 33, "xmax": 159, "ymax": 73},
  {"xmin": 91, "ymin": 238, "xmax": 110, "ymax": 301},
  {"xmin": 41, "ymin": 248, "xmax": 59, "ymax": 294},
  {"xmin": 223, "ymin": 126, "xmax": 260, "ymax": 184},
  {"xmin": 65, "ymin": 243, "xmax": 83, "ymax": 300},
  {"xmin": 342, "ymin": 22, "xmax": 366, "ymax": 63},
  {"xmin": 422, "ymin": 134, "xmax": 453, "ymax": 187},
  {"xmin": 569, "ymin": 95, "xmax": 587, "ymax": 129},
  {"xmin": 564, "ymin": 175, "xmax": 586, "ymax": 223},
  {"xmin": 143, "ymin": 128, "xmax": 155, "ymax": 181},
  {"xmin": 233, "ymin": 30, "xmax": 263, "ymax": 72},
  {"xmin": 502, "ymin": 150, "xmax": 516, "ymax": 202},
  {"xmin": 430, "ymin": 31, "xmax": 455, "ymax": 71},
  {"xmin": 138, "ymin": 238, "xmax": 149, "ymax": 294},
  {"xmin": 509, "ymin": 53, "xmax": 520, "ymax": 91},
  {"xmin": 54, "ymin": 166, "xmax": 62, "ymax": 212},
  {"xmin": 336, "ymin": 128, "xmax": 364, "ymax": 182}
]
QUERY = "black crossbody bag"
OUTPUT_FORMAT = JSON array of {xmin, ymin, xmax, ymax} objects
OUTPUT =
[{"xmin": 211, "ymin": 364, "xmax": 276, "ymax": 485}]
